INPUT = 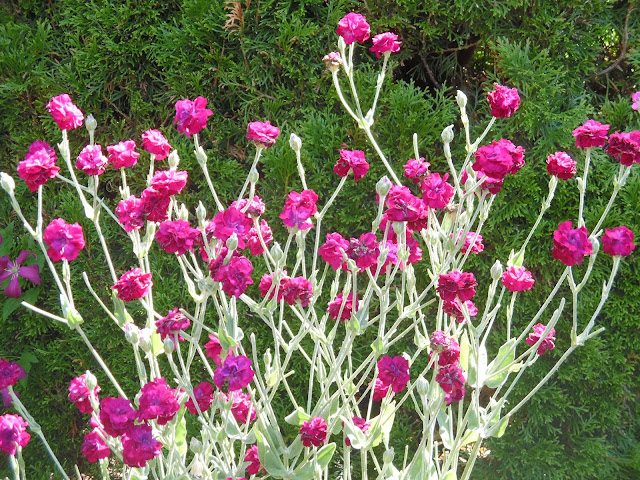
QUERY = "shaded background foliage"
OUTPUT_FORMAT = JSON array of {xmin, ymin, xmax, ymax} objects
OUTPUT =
[{"xmin": 0, "ymin": 0, "xmax": 639, "ymax": 478}]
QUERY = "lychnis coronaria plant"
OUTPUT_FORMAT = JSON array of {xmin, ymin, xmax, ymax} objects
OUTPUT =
[{"xmin": 0, "ymin": 11, "xmax": 637, "ymax": 480}]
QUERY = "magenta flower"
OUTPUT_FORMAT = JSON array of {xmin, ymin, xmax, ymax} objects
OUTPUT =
[
  {"xmin": 328, "ymin": 292, "xmax": 358, "ymax": 322},
  {"xmin": 335, "ymin": 149, "xmax": 369, "ymax": 182},
  {"xmin": 502, "ymin": 265, "xmax": 535, "ymax": 292},
  {"xmin": 231, "ymin": 196, "xmax": 266, "ymax": 218},
  {"xmin": 112, "ymin": 268, "xmax": 153, "ymax": 302},
  {"xmin": 345, "ymin": 232, "xmax": 379, "ymax": 271},
  {"xmin": 46, "ymin": 94, "xmax": 84, "ymax": 130},
  {"xmin": 281, "ymin": 276, "xmax": 313, "ymax": 307},
  {"xmin": 0, "ymin": 358, "xmax": 26, "ymax": 391},
  {"xmin": 0, "ymin": 414, "xmax": 30, "ymax": 455},
  {"xmin": 473, "ymin": 139, "xmax": 524, "ymax": 180},
  {"xmin": 246, "ymin": 121, "xmax": 280, "ymax": 149},
  {"xmin": 487, "ymin": 83, "xmax": 521, "ymax": 118},
  {"xmin": 185, "ymin": 381, "xmax": 214, "ymax": 415},
  {"xmin": 107, "ymin": 140, "xmax": 139, "ymax": 169},
  {"xmin": 547, "ymin": 152, "xmax": 577, "ymax": 180},
  {"xmin": 280, "ymin": 189, "xmax": 318, "ymax": 230},
  {"xmin": 155, "ymin": 308, "xmax": 191, "ymax": 341},
  {"xmin": 404, "ymin": 157, "xmax": 430, "ymax": 183},
  {"xmin": 99, "ymin": 396, "xmax": 137, "ymax": 437},
  {"xmin": 76, "ymin": 145, "xmax": 108, "ymax": 176},
  {"xmin": 137, "ymin": 378, "xmax": 180, "ymax": 425},
  {"xmin": 43, "ymin": 218, "xmax": 85, "ymax": 262},
  {"xmin": 212, "ymin": 207, "xmax": 252, "ymax": 249},
  {"xmin": 258, "ymin": 270, "xmax": 289, "ymax": 302},
  {"xmin": 141, "ymin": 188, "xmax": 170, "ymax": 223},
  {"xmin": 245, "ymin": 444, "xmax": 265, "ymax": 475},
  {"xmin": 526, "ymin": 323, "xmax": 556, "ymax": 355},
  {"xmin": 174, "ymin": 96, "xmax": 213, "ymax": 137},
  {"xmin": 299, "ymin": 416, "xmax": 327, "ymax": 447},
  {"xmin": 150, "ymin": 169, "xmax": 188, "ymax": 197},
  {"xmin": 551, "ymin": 221, "xmax": 592, "ymax": 266},
  {"xmin": 633, "ymin": 92, "xmax": 640, "ymax": 111},
  {"xmin": 383, "ymin": 185, "xmax": 429, "ymax": 231},
  {"xmin": 442, "ymin": 298, "xmax": 478, "ymax": 324},
  {"xmin": 155, "ymin": 220, "xmax": 200, "ymax": 255},
  {"xmin": 336, "ymin": 13, "xmax": 370, "ymax": 45},
  {"xmin": 116, "ymin": 195, "xmax": 146, "ymax": 232},
  {"xmin": 0, "ymin": 250, "xmax": 40, "ymax": 298},
  {"xmin": 223, "ymin": 391, "xmax": 257, "ymax": 424},
  {"xmin": 437, "ymin": 270, "xmax": 477, "ymax": 302},
  {"xmin": 68, "ymin": 373, "xmax": 100, "ymax": 414},
  {"xmin": 246, "ymin": 219, "xmax": 273, "ymax": 256},
  {"xmin": 122, "ymin": 423, "xmax": 163, "ymax": 468},
  {"xmin": 17, "ymin": 141, "xmax": 60, "ymax": 192},
  {"xmin": 421, "ymin": 172, "xmax": 454, "ymax": 209},
  {"xmin": 371, "ymin": 377, "xmax": 391, "ymax": 401},
  {"xmin": 214, "ymin": 355, "xmax": 254, "ymax": 392},
  {"xmin": 208, "ymin": 253, "xmax": 254, "ymax": 298},
  {"xmin": 344, "ymin": 416, "xmax": 370, "ymax": 446},
  {"xmin": 601, "ymin": 226, "xmax": 635, "ymax": 257},
  {"xmin": 81, "ymin": 430, "xmax": 110, "ymax": 463},
  {"xmin": 459, "ymin": 231, "xmax": 484, "ymax": 254},
  {"xmin": 377, "ymin": 356, "xmax": 410, "ymax": 393},
  {"xmin": 319, "ymin": 232, "xmax": 349, "ymax": 270},
  {"xmin": 370, "ymin": 32, "xmax": 401, "ymax": 58},
  {"xmin": 572, "ymin": 120, "xmax": 609, "ymax": 149},
  {"xmin": 205, "ymin": 334, "xmax": 225, "ymax": 366},
  {"xmin": 435, "ymin": 364, "xmax": 466, "ymax": 406},
  {"xmin": 606, "ymin": 131, "xmax": 640, "ymax": 166},
  {"xmin": 141, "ymin": 129, "xmax": 172, "ymax": 160},
  {"xmin": 430, "ymin": 331, "xmax": 461, "ymax": 367}
]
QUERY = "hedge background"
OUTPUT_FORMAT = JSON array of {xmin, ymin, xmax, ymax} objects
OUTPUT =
[{"xmin": 1, "ymin": 0, "xmax": 639, "ymax": 478}]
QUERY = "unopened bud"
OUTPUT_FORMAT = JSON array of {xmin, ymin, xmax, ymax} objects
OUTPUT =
[
  {"xmin": 84, "ymin": 371, "xmax": 98, "ymax": 391},
  {"xmin": 190, "ymin": 437, "xmax": 203, "ymax": 454},
  {"xmin": 168, "ymin": 150, "xmax": 180, "ymax": 169},
  {"xmin": 441, "ymin": 125, "xmax": 455, "ymax": 144},
  {"xmin": 456, "ymin": 90, "xmax": 468, "ymax": 110},
  {"xmin": 124, "ymin": 323, "xmax": 139, "ymax": 345},
  {"xmin": 263, "ymin": 349, "xmax": 272, "ymax": 369},
  {"xmin": 139, "ymin": 328, "xmax": 152, "ymax": 353},
  {"xmin": 416, "ymin": 375, "xmax": 429, "ymax": 397},
  {"xmin": 163, "ymin": 336, "xmax": 175, "ymax": 354},
  {"xmin": 196, "ymin": 201, "xmax": 207, "ymax": 222},
  {"xmin": 178, "ymin": 203, "xmax": 189, "ymax": 221},
  {"xmin": 270, "ymin": 242, "xmax": 284, "ymax": 263},
  {"xmin": 289, "ymin": 133, "xmax": 302, "ymax": 152},
  {"xmin": 0, "ymin": 172, "xmax": 15, "ymax": 195},
  {"xmin": 376, "ymin": 176, "xmax": 392, "ymax": 197},
  {"xmin": 383, "ymin": 448, "xmax": 395, "ymax": 464},
  {"xmin": 248, "ymin": 168, "xmax": 259, "ymax": 184},
  {"xmin": 589, "ymin": 236, "xmax": 600, "ymax": 255},
  {"xmin": 85, "ymin": 114, "xmax": 97, "ymax": 134},
  {"xmin": 226, "ymin": 233, "xmax": 238, "ymax": 252},
  {"xmin": 491, "ymin": 260, "xmax": 503, "ymax": 281},
  {"xmin": 190, "ymin": 458, "xmax": 204, "ymax": 478},
  {"xmin": 195, "ymin": 146, "xmax": 207, "ymax": 165}
]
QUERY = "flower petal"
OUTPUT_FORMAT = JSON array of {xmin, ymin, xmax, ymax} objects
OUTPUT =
[
  {"xmin": 18, "ymin": 264, "xmax": 41, "ymax": 285},
  {"xmin": 4, "ymin": 277, "xmax": 22, "ymax": 298},
  {"xmin": 15, "ymin": 250, "xmax": 37, "ymax": 266}
]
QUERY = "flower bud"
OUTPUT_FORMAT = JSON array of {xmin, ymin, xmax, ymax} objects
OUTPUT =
[
  {"xmin": 168, "ymin": 150, "xmax": 180, "ymax": 170},
  {"xmin": 263, "ymin": 348, "xmax": 273, "ymax": 370},
  {"xmin": 178, "ymin": 203, "xmax": 189, "ymax": 221},
  {"xmin": 195, "ymin": 146, "xmax": 207, "ymax": 165},
  {"xmin": 124, "ymin": 322, "xmax": 139, "ymax": 345},
  {"xmin": 456, "ymin": 90, "xmax": 468, "ymax": 110},
  {"xmin": 84, "ymin": 371, "xmax": 98, "ymax": 391},
  {"xmin": 441, "ymin": 125, "xmax": 455, "ymax": 144},
  {"xmin": 0, "ymin": 172, "xmax": 15, "ymax": 195},
  {"xmin": 85, "ymin": 114, "xmax": 97, "ymax": 134},
  {"xmin": 190, "ymin": 458, "xmax": 204, "ymax": 478},
  {"xmin": 190, "ymin": 437, "xmax": 203, "ymax": 454},
  {"xmin": 589, "ymin": 235, "xmax": 600, "ymax": 255},
  {"xmin": 163, "ymin": 336, "xmax": 175, "ymax": 354},
  {"xmin": 270, "ymin": 242, "xmax": 284, "ymax": 263},
  {"xmin": 248, "ymin": 167, "xmax": 259, "ymax": 184},
  {"xmin": 415, "ymin": 375, "xmax": 429, "ymax": 397},
  {"xmin": 376, "ymin": 176, "xmax": 392, "ymax": 197},
  {"xmin": 138, "ymin": 328, "xmax": 152, "ymax": 353},
  {"xmin": 383, "ymin": 447, "xmax": 395, "ymax": 465},
  {"xmin": 491, "ymin": 260, "xmax": 503, "ymax": 281},
  {"xmin": 196, "ymin": 201, "xmax": 207, "ymax": 222},
  {"xmin": 322, "ymin": 52, "xmax": 343, "ymax": 73},
  {"xmin": 226, "ymin": 232, "xmax": 239, "ymax": 252},
  {"xmin": 289, "ymin": 133, "xmax": 302, "ymax": 152}
]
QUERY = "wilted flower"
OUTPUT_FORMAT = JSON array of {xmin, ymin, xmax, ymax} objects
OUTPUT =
[{"xmin": 323, "ymin": 52, "xmax": 343, "ymax": 72}]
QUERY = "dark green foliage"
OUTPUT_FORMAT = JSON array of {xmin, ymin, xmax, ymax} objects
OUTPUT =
[{"xmin": 1, "ymin": 0, "xmax": 639, "ymax": 478}]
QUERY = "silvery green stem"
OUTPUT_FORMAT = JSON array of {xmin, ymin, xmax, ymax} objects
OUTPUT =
[
  {"xmin": 54, "ymin": 174, "xmax": 121, "ymax": 226},
  {"xmin": 506, "ymin": 292, "xmax": 517, "ymax": 341},
  {"xmin": 20, "ymin": 301, "xmax": 67, "ymax": 325},
  {"xmin": 332, "ymin": 70, "xmax": 359, "ymax": 121},
  {"xmin": 120, "ymin": 167, "xmax": 129, "ymax": 199},
  {"xmin": 293, "ymin": 145, "xmax": 308, "ymax": 191},
  {"xmin": 194, "ymin": 134, "xmax": 224, "ymax": 211},
  {"xmin": 36, "ymin": 185, "xmax": 43, "ymax": 237},
  {"xmin": 520, "ymin": 176, "xmax": 558, "ymax": 255},
  {"xmin": 347, "ymin": 43, "xmax": 364, "ymax": 117},
  {"xmin": 578, "ymin": 255, "xmax": 620, "ymax": 342},
  {"xmin": 9, "ymin": 453, "xmax": 19, "ymax": 480},
  {"xmin": 577, "ymin": 147, "xmax": 592, "ymax": 228},
  {"xmin": 93, "ymin": 213, "xmax": 118, "ymax": 283},
  {"xmin": 147, "ymin": 153, "xmax": 155, "ymax": 186},
  {"xmin": 59, "ymin": 130, "xmax": 94, "ymax": 218},
  {"xmin": 592, "ymin": 164, "xmax": 631, "ymax": 234},
  {"xmin": 472, "ymin": 116, "xmax": 497, "ymax": 150},
  {"xmin": 369, "ymin": 51, "xmax": 390, "ymax": 118},
  {"xmin": 363, "ymin": 125, "xmax": 401, "ymax": 184},
  {"xmin": 237, "ymin": 147, "xmax": 262, "ymax": 201}
]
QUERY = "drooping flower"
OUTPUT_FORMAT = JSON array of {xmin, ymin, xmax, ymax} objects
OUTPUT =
[
  {"xmin": 174, "ymin": 96, "xmax": 213, "ymax": 137},
  {"xmin": 377, "ymin": 356, "xmax": 410, "ymax": 393},
  {"xmin": 155, "ymin": 308, "xmax": 191, "ymax": 342},
  {"xmin": 344, "ymin": 416, "xmax": 370, "ymax": 446},
  {"xmin": 149, "ymin": 169, "xmax": 188, "ymax": 197},
  {"xmin": 429, "ymin": 331, "xmax": 461, "ymax": 367},
  {"xmin": 244, "ymin": 445, "xmax": 265, "ymax": 475},
  {"xmin": 137, "ymin": 378, "xmax": 180, "ymax": 425},
  {"xmin": 99, "ymin": 396, "xmax": 137, "ymax": 437},
  {"xmin": 370, "ymin": 32, "xmax": 402, "ymax": 58},
  {"xmin": 81, "ymin": 430, "xmax": 110, "ymax": 463},
  {"xmin": 334, "ymin": 149, "xmax": 369, "ymax": 182},
  {"xmin": 435, "ymin": 365, "xmax": 466, "ymax": 406},
  {"xmin": 437, "ymin": 270, "xmax": 477, "ymax": 302},
  {"xmin": 208, "ymin": 254, "xmax": 254, "ymax": 298},
  {"xmin": 280, "ymin": 189, "xmax": 318, "ymax": 230},
  {"xmin": 601, "ymin": 226, "xmax": 635, "ymax": 257},
  {"xmin": 606, "ymin": 131, "xmax": 640, "ymax": 166},
  {"xmin": 0, "ymin": 414, "xmax": 30, "ymax": 455},
  {"xmin": 43, "ymin": 218, "xmax": 85, "ymax": 262},
  {"xmin": 112, "ymin": 268, "xmax": 153, "ymax": 302},
  {"xmin": 204, "ymin": 334, "xmax": 225, "ymax": 366},
  {"xmin": 141, "ymin": 188, "xmax": 170, "ymax": 223},
  {"xmin": 0, "ymin": 358, "xmax": 26, "ymax": 391},
  {"xmin": 246, "ymin": 121, "xmax": 280, "ymax": 149},
  {"xmin": 546, "ymin": 152, "xmax": 577, "ymax": 180},
  {"xmin": 299, "ymin": 416, "xmax": 327, "ymax": 447},
  {"xmin": 0, "ymin": 250, "xmax": 40, "ymax": 298},
  {"xmin": 223, "ymin": 391, "xmax": 257, "ymax": 424},
  {"xmin": 185, "ymin": 382, "xmax": 214, "ymax": 415},
  {"xmin": 442, "ymin": 298, "xmax": 478, "ymax": 323},
  {"xmin": 245, "ymin": 219, "xmax": 273, "ymax": 256},
  {"xmin": 572, "ymin": 120, "xmax": 609, "ymax": 149},
  {"xmin": 68, "ymin": 373, "xmax": 100, "ymax": 414},
  {"xmin": 116, "ymin": 195, "xmax": 146, "ymax": 232},
  {"xmin": 214, "ymin": 355, "xmax": 254, "ymax": 392},
  {"xmin": 526, "ymin": 323, "xmax": 556, "ymax": 355},
  {"xmin": 155, "ymin": 220, "xmax": 200, "ymax": 255},
  {"xmin": 551, "ymin": 221, "xmax": 592, "ymax": 266},
  {"xmin": 336, "ymin": 13, "xmax": 370, "ymax": 45},
  {"xmin": 421, "ymin": 172, "xmax": 454, "ymax": 209},
  {"xmin": 487, "ymin": 83, "xmax": 521, "ymax": 118},
  {"xmin": 327, "ymin": 292, "xmax": 358, "ymax": 322},
  {"xmin": 345, "ymin": 232, "xmax": 379, "ymax": 271},
  {"xmin": 212, "ymin": 207, "xmax": 252, "ymax": 249},
  {"xmin": 319, "ymin": 233, "xmax": 349, "ymax": 270},
  {"xmin": 323, "ymin": 52, "xmax": 343, "ymax": 72},
  {"xmin": 107, "ymin": 140, "xmax": 139, "ymax": 169},
  {"xmin": 141, "ymin": 129, "xmax": 172, "ymax": 160},
  {"xmin": 501, "ymin": 265, "xmax": 535, "ymax": 292},
  {"xmin": 76, "ymin": 145, "xmax": 108, "ymax": 176},
  {"xmin": 371, "ymin": 377, "xmax": 391, "ymax": 401},
  {"xmin": 404, "ymin": 157, "xmax": 430, "ymax": 183},
  {"xmin": 46, "ymin": 94, "xmax": 84, "ymax": 130},
  {"xmin": 17, "ymin": 141, "xmax": 60, "ymax": 191},
  {"xmin": 122, "ymin": 423, "xmax": 163, "ymax": 468},
  {"xmin": 231, "ymin": 196, "xmax": 266, "ymax": 218}
]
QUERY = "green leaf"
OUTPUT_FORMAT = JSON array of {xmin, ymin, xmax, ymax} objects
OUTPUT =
[
  {"xmin": 369, "ymin": 401, "xmax": 396, "ymax": 448},
  {"xmin": 292, "ymin": 461, "xmax": 315, "ymax": 480},
  {"xmin": 0, "ymin": 222, "xmax": 15, "ymax": 255},
  {"xmin": 442, "ymin": 470, "xmax": 457, "ymax": 480},
  {"xmin": 460, "ymin": 430, "xmax": 479, "ymax": 447},
  {"xmin": 150, "ymin": 331, "xmax": 163, "ymax": 356},
  {"xmin": 174, "ymin": 407, "xmax": 188, "ymax": 457},
  {"xmin": 255, "ymin": 428, "xmax": 288, "ymax": 478},
  {"xmin": 436, "ymin": 408, "xmax": 453, "ymax": 450},
  {"xmin": 459, "ymin": 331, "xmax": 470, "ymax": 373},
  {"xmin": 467, "ymin": 343, "xmax": 487, "ymax": 388},
  {"xmin": 485, "ymin": 338, "xmax": 516, "ymax": 388},
  {"xmin": 285, "ymin": 406, "xmax": 311, "ymax": 426},
  {"xmin": 316, "ymin": 442, "xmax": 336, "ymax": 470}
]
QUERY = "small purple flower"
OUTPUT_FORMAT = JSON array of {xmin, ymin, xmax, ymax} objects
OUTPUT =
[
  {"xmin": 214, "ymin": 355, "xmax": 254, "ymax": 392},
  {"xmin": 0, "ymin": 250, "xmax": 40, "ymax": 298},
  {"xmin": 377, "ymin": 356, "xmax": 410, "ymax": 393}
]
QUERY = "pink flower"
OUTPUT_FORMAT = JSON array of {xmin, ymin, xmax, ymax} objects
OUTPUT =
[
  {"xmin": 280, "ymin": 189, "xmax": 318, "ymax": 230},
  {"xmin": 435, "ymin": 364, "xmax": 466, "ymax": 405},
  {"xmin": 116, "ymin": 195, "xmax": 146, "ymax": 232},
  {"xmin": 377, "ymin": 356, "xmax": 410, "ymax": 393},
  {"xmin": 551, "ymin": 221, "xmax": 592, "ymax": 266},
  {"xmin": 601, "ymin": 226, "xmax": 635, "ymax": 257},
  {"xmin": 344, "ymin": 416, "xmax": 370, "ymax": 446},
  {"xmin": 370, "ymin": 32, "xmax": 401, "ymax": 58},
  {"xmin": 150, "ymin": 169, "xmax": 188, "ymax": 197},
  {"xmin": 204, "ymin": 334, "xmax": 225, "ymax": 366},
  {"xmin": 606, "ymin": 131, "xmax": 640, "ymax": 166},
  {"xmin": 245, "ymin": 445, "xmax": 265, "ymax": 475},
  {"xmin": 0, "ymin": 414, "xmax": 30, "ymax": 455},
  {"xmin": 281, "ymin": 276, "xmax": 314, "ymax": 307},
  {"xmin": 46, "ymin": 94, "xmax": 84, "ymax": 130},
  {"xmin": 76, "ymin": 145, "xmax": 108, "ymax": 176},
  {"xmin": 526, "ymin": 323, "xmax": 556, "ymax": 355},
  {"xmin": 404, "ymin": 157, "xmax": 430, "ymax": 183},
  {"xmin": 99, "ymin": 396, "xmax": 137, "ymax": 437},
  {"xmin": 346, "ymin": 233, "xmax": 379, "ymax": 271},
  {"xmin": 246, "ymin": 219, "xmax": 273, "ymax": 256},
  {"xmin": 17, "ymin": 141, "xmax": 60, "ymax": 191},
  {"xmin": 421, "ymin": 172, "xmax": 454, "ymax": 209},
  {"xmin": 231, "ymin": 196, "xmax": 266, "ymax": 218},
  {"xmin": 383, "ymin": 185, "xmax": 429, "ymax": 231},
  {"xmin": 502, "ymin": 265, "xmax": 535, "ymax": 292},
  {"xmin": 174, "ymin": 96, "xmax": 213, "ymax": 137},
  {"xmin": 547, "ymin": 152, "xmax": 577, "ymax": 180},
  {"xmin": 155, "ymin": 308, "xmax": 191, "ymax": 341},
  {"xmin": 0, "ymin": 358, "xmax": 26, "ymax": 390},
  {"xmin": 43, "ymin": 218, "xmax": 85, "ymax": 262},
  {"xmin": 68, "ymin": 374, "xmax": 100, "ymax": 414},
  {"xmin": 141, "ymin": 188, "xmax": 170, "ymax": 222},
  {"xmin": 137, "ymin": 378, "xmax": 180, "ymax": 425},
  {"xmin": 429, "ymin": 331, "xmax": 461, "ymax": 367},
  {"xmin": 81, "ymin": 430, "xmax": 110, "ymax": 463},
  {"xmin": 122, "ymin": 423, "xmax": 163, "ymax": 468},
  {"xmin": 319, "ymin": 233, "xmax": 349, "ymax": 270},
  {"xmin": 572, "ymin": 120, "xmax": 609, "ymax": 149},
  {"xmin": 214, "ymin": 355, "xmax": 254, "ymax": 392},
  {"xmin": 371, "ymin": 377, "xmax": 391, "ymax": 401},
  {"xmin": 246, "ymin": 121, "xmax": 280, "ymax": 149},
  {"xmin": 208, "ymin": 254, "xmax": 254, "ymax": 298},
  {"xmin": 442, "ymin": 298, "xmax": 478, "ymax": 323},
  {"xmin": 0, "ymin": 250, "xmax": 41, "ymax": 298},
  {"xmin": 299, "ymin": 416, "xmax": 327, "ymax": 447},
  {"xmin": 632, "ymin": 92, "xmax": 640, "ymax": 111},
  {"xmin": 107, "ymin": 140, "xmax": 139, "ymax": 169},
  {"xmin": 487, "ymin": 83, "xmax": 521, "ymax": 118},
  {"xmin": 459, "ymin": 231, "xmax": 484, "ymax": 254},
  {"xmin": 223, "ymin": 391, "xmax": 257, "ymax": 424},
  {"xmin": 155, "ymin": 220, "xmax": 200, "ymax": 255},
  {"xmin": 323, "ymin": 52, "xmax": 343, "ymax": 71},
  {"xmin": 185, "ymin": 382, "xmax": 214, "ymax": 415},
  {"xmin": 336, "ymin": 13, "xmax": 370, "ymax": 45},
  {"xmin": 112, "ymin": 268, "xmax": 153, "ymax": 302},
  {"xmin": 327, "ymin": 292, "xmax": 359, "ymax": 322},
  {"xmin": 258, "ymin": 270, "xmax": 289, "ymax": 302},
  {"xmin": 213, "ymin": 207, "xmax": 252, "ymax": 249},
  {"xmin": 437, "ymin": 270, "xmax": 477, "ymax": 302},
  {"xmin": 473, "ymin": 139, "xmax": 524, "ymax": 179},
  {"xmin": 141, "ymin": 129, "xmax": 172, "ymax": 160},
  {"xmin": 335, "ymin": 149, "xmax": 369, "ymax": 182}
]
